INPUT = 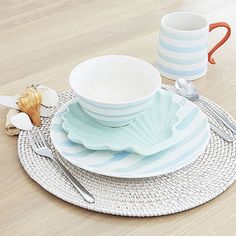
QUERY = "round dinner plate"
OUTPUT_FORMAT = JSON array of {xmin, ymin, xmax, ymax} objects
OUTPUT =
[{"xmin": 50, "ymin": 91, "xmax": 210, "ymax": 178}]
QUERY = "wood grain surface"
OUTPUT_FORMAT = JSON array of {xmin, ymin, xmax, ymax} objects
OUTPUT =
[{"xmin": 0, "ymin": 1, "xmax": 235, "ymax": 235}]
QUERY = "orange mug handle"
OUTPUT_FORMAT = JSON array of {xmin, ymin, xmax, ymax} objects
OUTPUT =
[{"xmin": 208, "ymin": 22, "xmax": 231, "ymax": 64}]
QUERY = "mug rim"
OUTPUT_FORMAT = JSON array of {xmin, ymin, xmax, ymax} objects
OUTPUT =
[{"xmin": 161, "ymin": 12, "xmax": 208, "ymax": 33}]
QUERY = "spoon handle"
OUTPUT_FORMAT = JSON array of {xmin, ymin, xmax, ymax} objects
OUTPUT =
[
  {"xmin": 199, "ymin": 99, "xmax": 236, "ymax": 135},
  {"xmin": 209, "ymin": 122, "xmax": 233, "ymax": 142}
]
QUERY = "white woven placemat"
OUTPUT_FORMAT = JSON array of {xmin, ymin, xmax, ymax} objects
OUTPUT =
[{"xmin": 17, "ymin": 85, "xmax": 236, "ymax": 217}]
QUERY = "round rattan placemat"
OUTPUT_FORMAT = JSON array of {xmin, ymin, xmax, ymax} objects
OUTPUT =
[{"xmin": 18, "ymin": 85, "xmax": 236, "ymax": 217}]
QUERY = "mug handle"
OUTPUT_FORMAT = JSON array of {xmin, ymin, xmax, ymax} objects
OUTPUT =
[{"xmin": 208, "ymin": 22, "xmax": 231, "ymax": 64}]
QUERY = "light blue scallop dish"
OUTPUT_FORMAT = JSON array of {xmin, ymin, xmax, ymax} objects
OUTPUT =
[
  {"xmin": 50, "ymin": 90, "xmax": 210, "ymax": 178},
  {"xmin": 62, "ymin": 90, "xmax": 190, "ymax": 156}
]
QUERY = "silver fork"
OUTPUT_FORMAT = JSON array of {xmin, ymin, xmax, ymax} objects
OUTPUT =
[{"xmin": 29, "ymin": 128, "xmax": 95, "ymax": 203}]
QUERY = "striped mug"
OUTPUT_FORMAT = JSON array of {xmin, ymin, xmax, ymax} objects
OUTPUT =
[{"xmin": 156, "ymin": 12, "xmax": 231, "ymax": 80}]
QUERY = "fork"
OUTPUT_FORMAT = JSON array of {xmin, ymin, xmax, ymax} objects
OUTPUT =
[{"xmin": 29, "ymin": 128, "xmax": 95, "ymax": 203}]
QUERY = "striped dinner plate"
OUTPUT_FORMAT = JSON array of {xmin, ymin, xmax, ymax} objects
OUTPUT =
[{"xmin": 50, "ymin": 93, "xmax": 210, "ymax": 178}]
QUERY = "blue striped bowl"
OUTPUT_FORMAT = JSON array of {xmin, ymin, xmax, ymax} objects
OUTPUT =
[{"xmin": 69, "ymin": 55, "xmax": 161, "ymax": 127}]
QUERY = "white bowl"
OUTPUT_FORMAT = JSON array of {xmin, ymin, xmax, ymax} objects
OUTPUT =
[{"xmin": 69, "ymin": 55, "xmax": 161, "ymax": 127}]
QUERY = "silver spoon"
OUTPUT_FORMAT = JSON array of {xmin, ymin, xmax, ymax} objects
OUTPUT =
[{"xmin": 175, "ymin": 78, "xmax": 236, "ymax": 135}]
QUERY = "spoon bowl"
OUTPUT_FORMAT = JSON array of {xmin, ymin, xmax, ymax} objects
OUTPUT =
[{"xmin": 175, "ymin": 78, "xmax": 199, "ymax": 100}]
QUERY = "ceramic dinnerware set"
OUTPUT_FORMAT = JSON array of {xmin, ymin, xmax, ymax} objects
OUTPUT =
[
  {"xmin": 51, "ymin": 54, "xmax": 212, "ymax": 181},
  {"xmin": 50, "ymin": 11, "xmax": 234, "ymax": 198},
  {"xmin": 18, "ymin": 12, "xmax": 235, "ymax": 208}
]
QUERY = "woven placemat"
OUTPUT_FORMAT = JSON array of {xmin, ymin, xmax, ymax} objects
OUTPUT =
[{"xmin": 17, "ymin": 85, "xmax": 236, "ymax": 217}]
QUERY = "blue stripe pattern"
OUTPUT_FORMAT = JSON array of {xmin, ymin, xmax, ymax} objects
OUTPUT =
[
  {"xmin": 82, "ymin": 105, "xmax": 144, "ymax": 118},
  {"xmin": 157, "ymin": 50, "xmax": 207, "ymax": 65},
  {"xmin": 79, "ymin": 95, "xmax": 152, "ymax": 110},
  {"xmin": 142, "ymin": 130, "xmax": 208, "ymax": 174},
  {"xmin": 176, "ymin": 108, "xmax": 199, "ymax": 130},
  {"xmin": 157, "ymin": 62, "xmax": 206, "ymax": 77},
  {"xmin": 157, "ymin": 26, "xmax": 208, "ymax": 79},
  {"xmin": 112, "ymin": 119, "xmax": 206, "ymax": 173},
  {"xmin": 91, "ymin": 151, "xmax": 130, "ymax": 167},
  {"xmin": 62, "ymin": 149, "xmax": 95, "ymax": 158},
  {"xmin": 79, "ymin": 96, "xmax": 153, "ymax": 127},
  {"xmin": 159, "ymin": 39, "xmax": 206, "ymax": 53}
]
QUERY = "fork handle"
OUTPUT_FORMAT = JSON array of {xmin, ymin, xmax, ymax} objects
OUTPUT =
[{"xmin": 52, "ymin": 158, "xmax": 95, "ymax": 203}]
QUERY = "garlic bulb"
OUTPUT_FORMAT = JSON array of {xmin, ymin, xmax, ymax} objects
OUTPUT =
[
  {"xmin": 17, "ymin": 86, "xmax": 42, "ymax": 126},
  {"xmin": 36, "ymin": 85, "xmax": 59, "ymax": 107}
]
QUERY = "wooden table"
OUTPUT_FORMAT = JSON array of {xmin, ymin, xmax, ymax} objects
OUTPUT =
[{"xmin": 0, "ymin": 1, "xmax": 235, "ymax": 235}]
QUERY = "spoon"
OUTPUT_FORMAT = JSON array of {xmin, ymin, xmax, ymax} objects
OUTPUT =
[{"xmin": 175, "ymin": 78, "xmax": 236, "ymax": 135}]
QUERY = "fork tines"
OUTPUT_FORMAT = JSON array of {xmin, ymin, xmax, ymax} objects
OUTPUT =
[{"xmin": 29, "ymin": 127, "xmax": 49, "ymax": 149}]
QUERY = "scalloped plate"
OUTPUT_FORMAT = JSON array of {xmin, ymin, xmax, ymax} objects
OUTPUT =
[
  {"xmin": 50, "ymin": 91, "xmax": 210, "ymax": 178},
  {"xmin": 62, "ymin": 90, "xmax": 198, "ymax": 155}
]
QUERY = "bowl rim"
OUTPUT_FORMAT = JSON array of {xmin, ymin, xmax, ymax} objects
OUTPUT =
[{"xmin": 69, "ymin": 55, "xmax": 161, "ymax": 105}]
